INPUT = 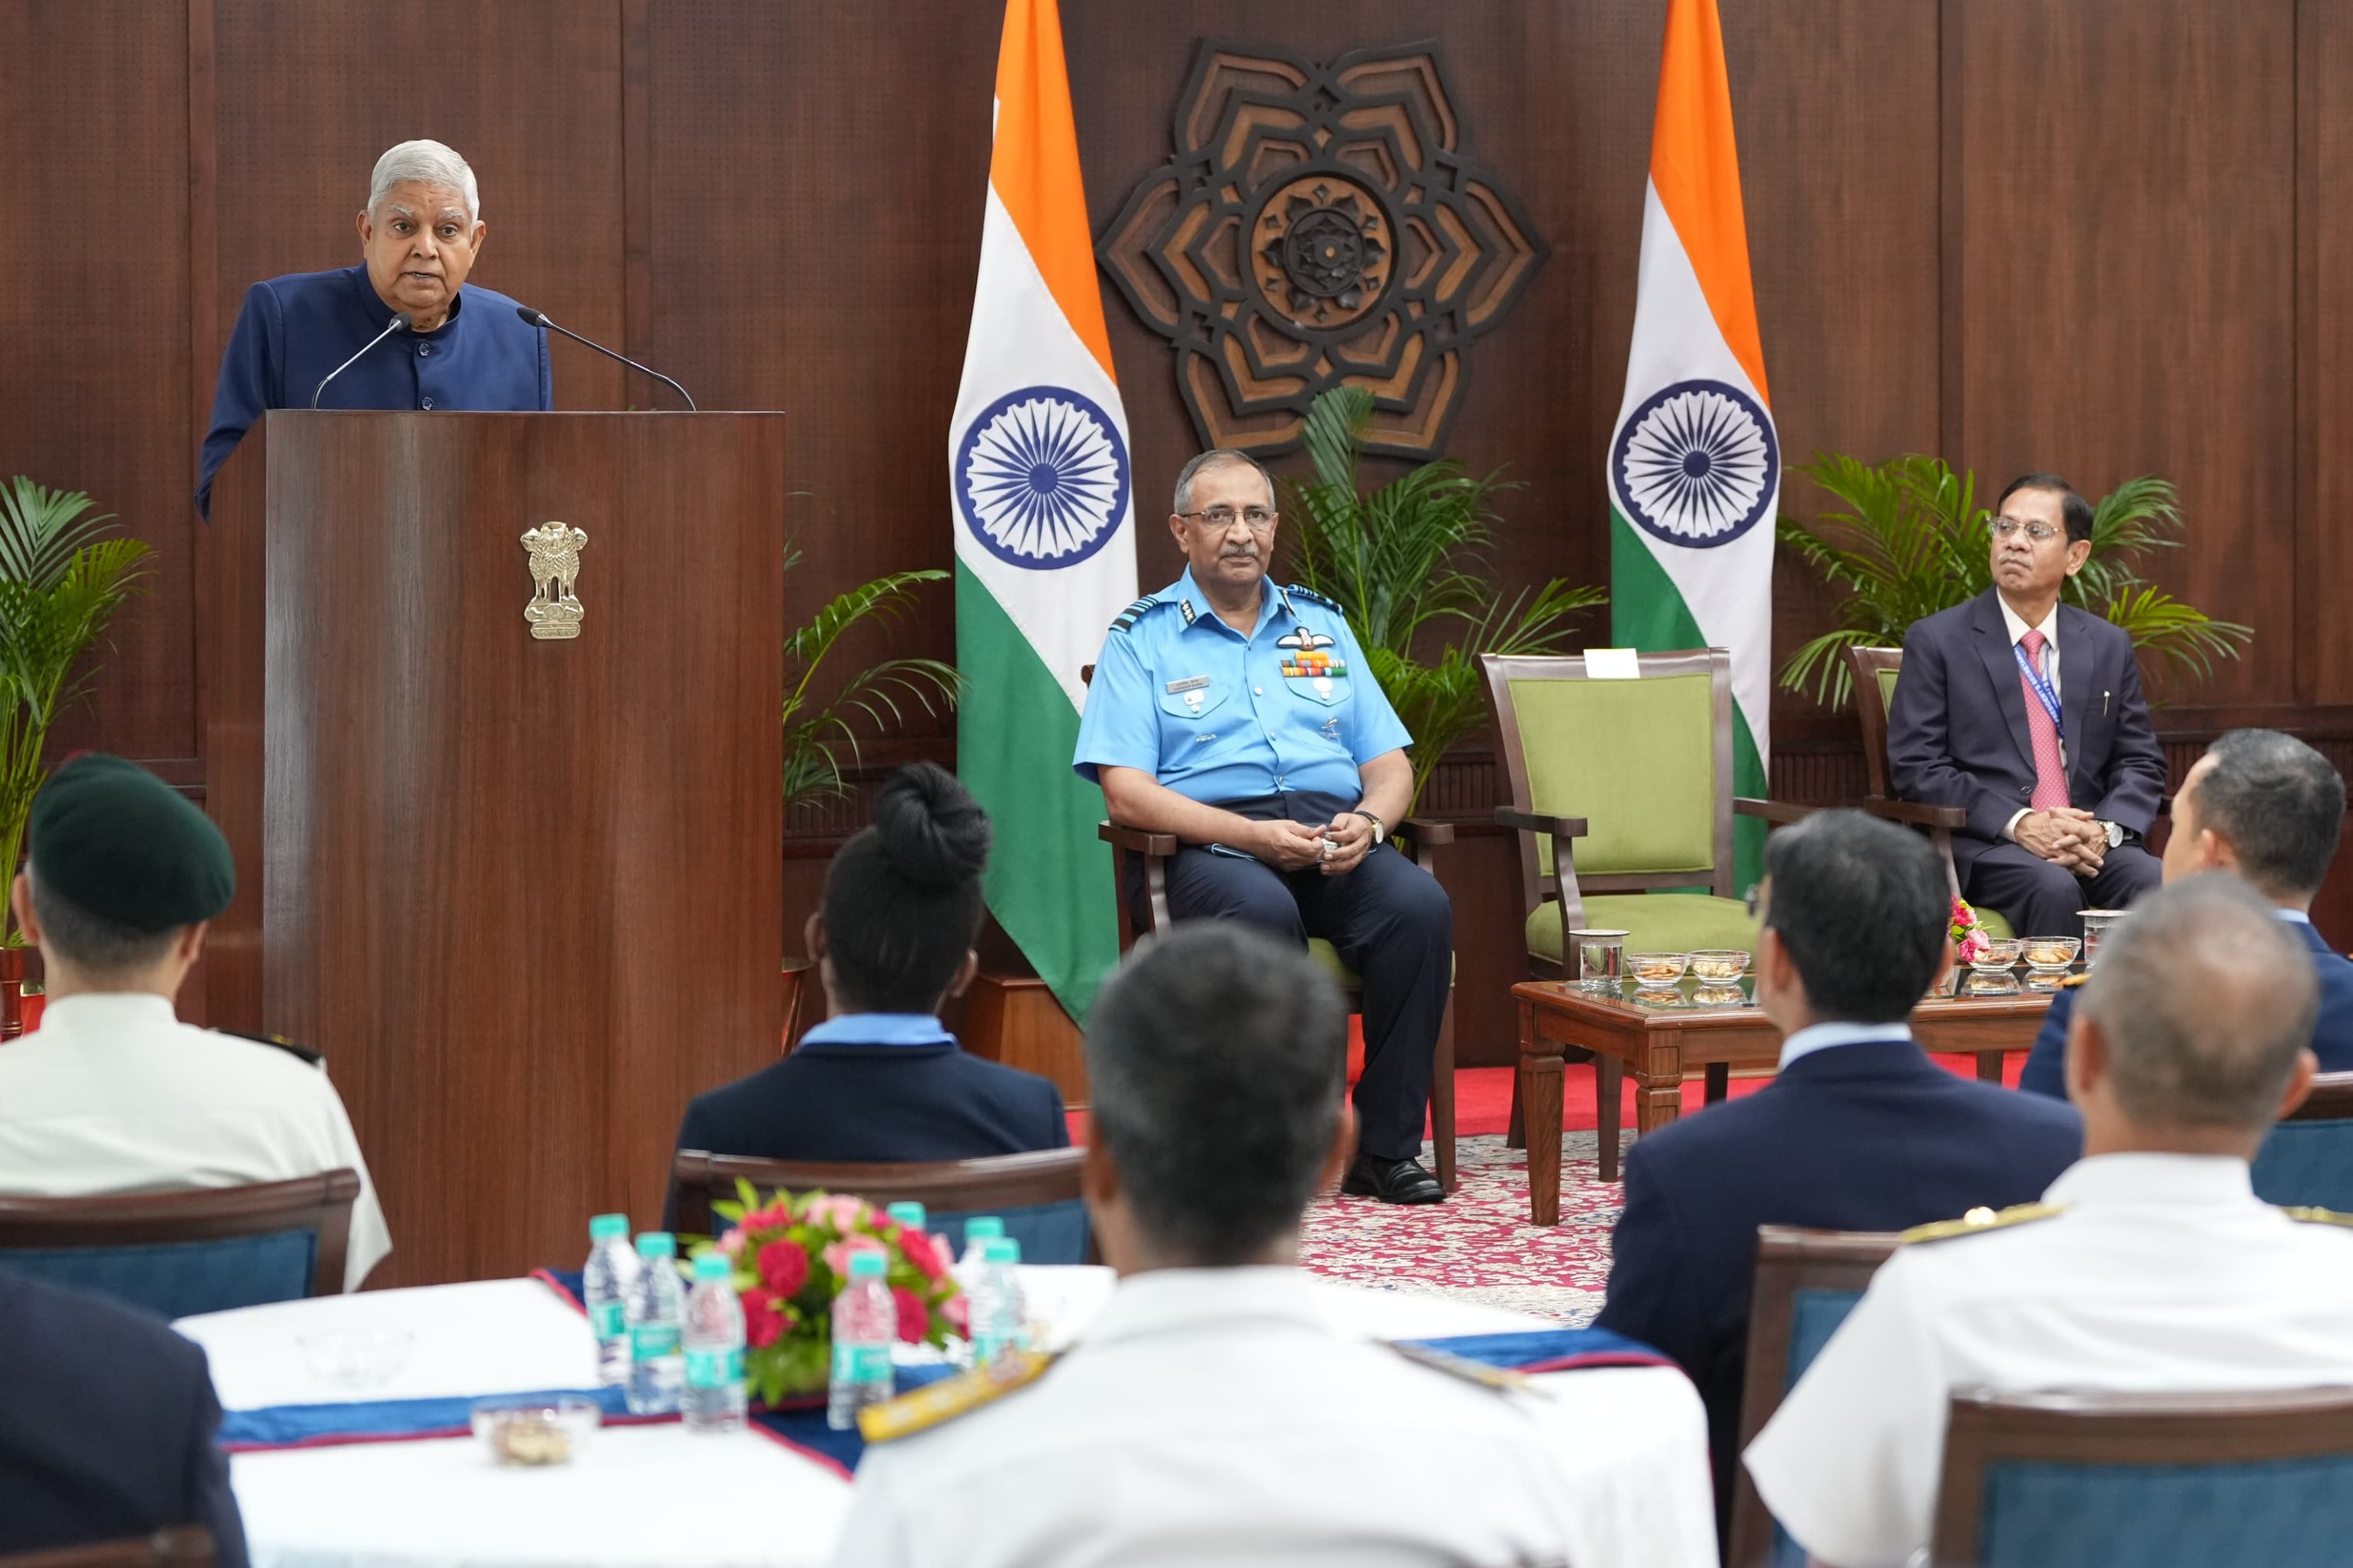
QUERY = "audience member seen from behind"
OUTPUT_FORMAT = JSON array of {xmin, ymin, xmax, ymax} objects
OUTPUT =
[
  {"xmin": 830, "ymin": 924, "xmax": 1701, "ymax": 1568},
  {"xmin": 664, "ymin": 764, "xmax": 1065, "ymax": 1227},
  {"xmin": 2020, "ymin": 727, "xmax": 2353, "ymax": 1096},
  {"xmin": 0, "ymin": 754, "xmax": 390, "ymax": 1289},
  {"xmin": 1747, "ymin": 874, "xmax": 2353, "ymax": 1568},
  {"xmin": 0, "ymin": 1269, "xmax": 249, "ymax": 1563},
  {"xmin": 1595, "ymin": 808, "xmax": 2081, "ymax": 1543}
]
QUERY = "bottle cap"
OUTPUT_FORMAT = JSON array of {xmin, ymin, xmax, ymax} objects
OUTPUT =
[
  {"xmin": 635, "ymin": 1231, "xmax": 677, "ymax": 1259},
  {"xmin": 964, "ymin": 1215, "xmax": 1004, "ymax": 1242},
  {"xmin": 847, "ymin": 1248, "xmax": 888, "ymax": 1279},
  {"xmin": 886, "ymin": 1201, "xmax": 927, "ymax": 1229},
  {"xmin": 691, "ymin": 1251, "xmax": 733, "ymax": 1282},
  {"xmin": 981, "ymin": 1237, "xmax": 1021, "ymax": 1264},
  {"xmin": 589, "ymin": 1213, "xmax": 629, "ymax": 1241}
]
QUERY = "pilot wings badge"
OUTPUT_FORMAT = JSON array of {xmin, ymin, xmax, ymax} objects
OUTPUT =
[{"xmin": 521, "ymin": 520, "xmax": 588, "ymax": 641}]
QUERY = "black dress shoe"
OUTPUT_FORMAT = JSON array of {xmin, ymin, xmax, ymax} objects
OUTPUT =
[{"xmin": 1342, "ymin": 1152, "xmax": 1445, "ymax": 1204}]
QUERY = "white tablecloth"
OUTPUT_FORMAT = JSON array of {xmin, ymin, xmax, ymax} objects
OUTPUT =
[{"xmin": 185, "ymin": 1271, "xmax": 1711, "ymax": 1568}]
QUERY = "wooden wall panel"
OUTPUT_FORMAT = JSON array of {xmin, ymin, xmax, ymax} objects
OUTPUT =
[
  {"xmin": 0, "ymin": 3, "xmax": 192, "ymax": 765},
  {"xmin": 1948, "ymin": 0, "xmax": 2296, "ymax": 710},
  {"xmin": 2302, "ymin": 0, "xmax": 2353, "ymax": 706}
]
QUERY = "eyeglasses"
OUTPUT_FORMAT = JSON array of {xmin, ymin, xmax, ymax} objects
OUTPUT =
[
  {"xmin": 1991, "ymin": 516, "xmax": 2064, "ymax": 543},
  {"xmin": 1178, "ymin": 507, "xmax": 1278, "ymax": 532}
]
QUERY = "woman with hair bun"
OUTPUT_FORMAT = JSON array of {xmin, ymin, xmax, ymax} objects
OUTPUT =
[{"xmin": 662, "ymin": 765, "xmax": 1068, "ymax": 1224}]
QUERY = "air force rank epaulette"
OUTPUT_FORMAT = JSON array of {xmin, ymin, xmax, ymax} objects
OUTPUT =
[
  {"xmin": 1900, "ymin": 1201, "xmax": 2063, "ymax": 1245},
  {"xmin": 1108, "ymin": 597, "xmax": 1159, "ymax": 635},
  {"xmin": 2281, "ymin": 1206, "xmax": 2353, "ymax": 1230},
  {"xmin": 1386, "ymin": 1339, "xmax": 1529, "ymax": 1393},
  {"xmin": 1284, "ymin": 583, "xmax": 1339, "ymax": 610},
  {"xmin": 856, "ymin": 1348, "xmax": 1057, "ymax": 1442}
]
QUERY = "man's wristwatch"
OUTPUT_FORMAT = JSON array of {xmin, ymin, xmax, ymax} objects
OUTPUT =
[
  {"xmin": 2100, "ymin": 819, "xmax": 2125, "ymax": 850},
  {"xmin": 1352, "ymin": 809, "xmax": 1387, "ymax": 846}
]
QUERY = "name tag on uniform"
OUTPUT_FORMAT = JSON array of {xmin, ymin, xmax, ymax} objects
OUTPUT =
[{"xmin": 1165, "ymin": 675, "xmax": 1211, "ymax": 694}]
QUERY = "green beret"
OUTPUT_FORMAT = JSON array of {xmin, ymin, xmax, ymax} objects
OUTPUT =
[{"xmin": 29, "ymin": 754, "xmax": 234, "ymax": 931}]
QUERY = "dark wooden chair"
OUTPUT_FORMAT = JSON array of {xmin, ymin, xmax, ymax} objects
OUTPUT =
[
  {"xmin": 1933, "ymin": 1386, "xmax": 2353, "ymax": 1566},
  {"xmin": 0, "ymin": 1529, "xmax": 214, "ymax": 1568},
  {"xmin": 670, "ymin": 1147, "xmax": 1091, "ymax": 1262},
  {"xmin": 2251, "ymin": 1071, "xmax": 2353, "ymax": 1212},
  {"xmin": 1726, "ymin": 1225, "xmax": 1902, "ymax": 1568},
  {"xmin": 1082, "ymin": 665, "xmax": 1465, "ymax": 1194},
  {"xmin": 1481, "ymin": 647, "xmax": 1812, "ymax": 1145},
  {"xmin": 0, "ymin": 1170, "xmax": 360, "ymax": 1318}
]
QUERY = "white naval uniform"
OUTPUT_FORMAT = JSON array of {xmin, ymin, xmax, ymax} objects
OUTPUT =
[
  {"xmin": 833, "ymin": 1266, "xmax": 1621, "ymax": 1568},
  {"xmin": 0, "ymin": 993, "xmax": 391, "ymax": 1291},
  {"xmin": 1745, "ymin": 1152, "xmax": 2353, "ymax": 1568}
]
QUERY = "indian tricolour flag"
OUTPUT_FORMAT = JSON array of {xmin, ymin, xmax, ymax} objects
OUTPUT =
[
  {"xmin": 949, "ymin": 0, "xmax": 1133, "ymax": 1020},
  {"xmin": 1609, "ymin": 0, "xmax": 1778, "ymax": 893}
]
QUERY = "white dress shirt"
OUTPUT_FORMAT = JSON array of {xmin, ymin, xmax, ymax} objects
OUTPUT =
[
  {"xmin": 1777, "ymin": 1020, "xmax": 1915, "ymax": 1071},
  {"xmin": 0, "ymin": 993, "xmax": 391, "ymax": 1290},
  {"xmin": 833, "ymin": 1265, "xmax": 1639, "ymax": 1568},
  {"xmin": 1999, "ymin": 594, "xmax": 2065, "ymax": 841},
  {"xmin": 1744, "ymin": 1152, "xmax": 2353, "ymax": 1568}
]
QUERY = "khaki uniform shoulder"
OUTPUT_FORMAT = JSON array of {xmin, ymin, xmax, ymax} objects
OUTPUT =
[
  {"xmin": 2280, "ymin": 1206, "xmax": 2353, "ymax": 1231},
  {"xmin": 2058, "ymin": 971, "xmax": 2091, "ymax": 989},
  {"xmin": 857, "ymin": 1349, "xmax": 1057, "ymax": 1443},
  {"xmin": 1900, "ymin": 1201, "xmax": 2065, "ymax": 1246},
  {"xmin": 1384, "ymin": 1340, "xmax": 1529, "ymax": 1394}
]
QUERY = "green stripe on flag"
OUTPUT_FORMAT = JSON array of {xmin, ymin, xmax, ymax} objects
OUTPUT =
[
  {"xmin": 1610, "ymin": 508, "xmax": 1768, "ymax": 897},
  {"xmin": 953, "ymin": 559, "xmax": 1122, "ymax": 1022}
]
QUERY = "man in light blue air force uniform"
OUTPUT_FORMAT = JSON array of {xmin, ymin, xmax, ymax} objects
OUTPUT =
[{"xmin": 1075, "ymin": 449, "xmax": 1452, "ymax": 1204}]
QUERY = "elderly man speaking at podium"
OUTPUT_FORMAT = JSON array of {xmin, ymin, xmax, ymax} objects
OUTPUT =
[
  {"xmin": 1075, "ymin": 449, "xmax": 1453, "ymax": 1206},
  {"xmin": 195, "ymin": 138, "xmax": 551, "ymax": 517}
]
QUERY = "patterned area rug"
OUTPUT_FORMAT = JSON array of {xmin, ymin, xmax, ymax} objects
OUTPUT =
[{"xmin": 1298, "ymin": 1133, "xmax": 1622, "ymax": 1326}]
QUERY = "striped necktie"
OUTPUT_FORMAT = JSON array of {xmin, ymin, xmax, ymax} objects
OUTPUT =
[{"xmin": 2019, "ymin": 629, "xmax": 2069, "ymax": 810}]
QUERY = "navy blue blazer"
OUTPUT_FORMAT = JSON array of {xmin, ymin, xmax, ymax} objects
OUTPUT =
[
  {"xmin": 0, "ymin": 1268, "xmax": 248, "ymax": 1562},
  {"xmin": 1887, "ymin": 589, "xmax": 2168, "ymax": 874},
  {"xmin": 661, "ymin": 1038, "xmax": 1069, "ymax": 1229},
  {"xmin": 197, "ymin": 263, "xmax": 553, "ymax": 516},
  {"xmin": 2021, "ymin": 918, "xmax": 2353, "ymax": 1098},
  {"xmin": 1594, "ymin": 1039, "xmax": 2083, "ymax": 1534}
]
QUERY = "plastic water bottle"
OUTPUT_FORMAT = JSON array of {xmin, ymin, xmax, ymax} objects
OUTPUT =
[
  {"xmin": 624, "ymin": 1232, "xmax": 685, "ymax": 1415},
  {"xmin": 953, "ymin": 1215, "xmax": 1004, "ymax": 1298},
  {"xmin": 827, "ymin": 1248, "xmax": 896, "ymax": 1430},
  {"xmin": 682, "ymin": 1252, "xmax": 747, "ymax": 1434},
  {"xmin": 969, "ymin": 1236, "xmax": 1029, "ymax": 1367},
  {"xmin": 582, "ymin": 1213, "xmax": 640, "ymax": 1386},
  {"xmin": 886, "ymin": 1200, "xmax": 927, "ymax": 1232}
]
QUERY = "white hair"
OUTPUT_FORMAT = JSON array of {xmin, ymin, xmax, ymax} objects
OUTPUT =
[{"xmin": 368, "ymin": 140, "xmax": 480, "ymax": 224}]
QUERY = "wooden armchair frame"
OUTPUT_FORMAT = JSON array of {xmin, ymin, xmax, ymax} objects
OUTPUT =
[
  {"xmin": 0, "ymin": 1170, "xmax": 360, "ymax": 1301},
  {"xmin": 0, "ymin": 1530, "xmax": 215, "ymax": 1568},
  {"xmin": 669, "ymin": 1147, "xmax": 1087, "ymax": 1238}
]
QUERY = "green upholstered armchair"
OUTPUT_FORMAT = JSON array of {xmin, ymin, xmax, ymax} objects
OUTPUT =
[
  {"xmin": 1845, "ymin": 645, "xmax": 2016, "ymax": 941},
  {"xmin": 1482, "ymin": 647, "xmax": 1803, "ymax": 976}
]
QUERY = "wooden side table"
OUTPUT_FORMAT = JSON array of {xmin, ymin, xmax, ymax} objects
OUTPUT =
[{"xmin": 1512, "ymin": 977, "xmax": 2062, "ymax": 1223}]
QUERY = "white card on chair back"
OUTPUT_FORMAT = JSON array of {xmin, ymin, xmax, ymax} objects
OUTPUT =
[{"xmin": 1584, "ymin": 647, "xmax": 1642, "ymax": 680}]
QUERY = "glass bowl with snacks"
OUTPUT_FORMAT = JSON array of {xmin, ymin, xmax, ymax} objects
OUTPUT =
[
  {"xmin": 1965, "ymin": 971, "xmax": 2022, "ymax": 997},
  {"xmin": 1691, "ymin": 983, "xmax": 1747, "ymax": 1007},
  {"xmin": 1626, "ymin": 951, "xmax": 1691, "ymax": 990},
  {"xmin": 2019, "ymin": 936, "xmax": 2081, "ymax": 974},
  {"xmin": 472, "ymin": 1396, "xmax": 600, "ymax": 1467},
  {"xmin": 1687, "ymin": 949, "xmax": 1751, "ymax": 984},
  {"xmin": 1966, "ymin": 936, "xmax": 2021, "ymax": 974}
]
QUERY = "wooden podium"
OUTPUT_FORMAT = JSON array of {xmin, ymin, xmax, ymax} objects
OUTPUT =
[{"xmin": 207, "ymin": 411, "xmax": 785, "ymax": 1286}]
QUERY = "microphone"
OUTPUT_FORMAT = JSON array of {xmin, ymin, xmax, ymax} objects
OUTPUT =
[
  {"xmin": 515, "ymin": 306, "xmax": 697, "ymax": 411},
  {"xmin": 311, "ymin": 314, "xmax": 411, "ymax": 408}
]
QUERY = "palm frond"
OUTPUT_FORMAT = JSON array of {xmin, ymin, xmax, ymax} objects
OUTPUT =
[
  {"xmin": 0, "ymin": 478, "xmax": 119, "ymax": 591},
  {"xmin": 780, "ymin": 565, "xmax": 962, "ymax": 810}
]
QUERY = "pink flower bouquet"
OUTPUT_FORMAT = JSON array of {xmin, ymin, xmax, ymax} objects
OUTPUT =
[
  {"xmin": 694, "ymin": 1182, "xmax": 962, "ymax": 1404},
  {"xmin": 1949, "ymin": 895, "xmax": 1989, "ymax": 968}
]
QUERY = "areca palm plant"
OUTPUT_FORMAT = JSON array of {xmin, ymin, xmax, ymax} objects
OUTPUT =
[
  {"xmin": 1778, "ymin": 453, "xmax": 2251, "ymax": 710},
  {"xmin": 1279, "ymin": 386, "xmax": 1607, "ymax": 810},
  {"xmin": 0, "ymin": 478, "xmax": 152, "ymax": 943},
  {"xmin": 782, "ymin": 559, "xmax": 964, "ymax": 812}
]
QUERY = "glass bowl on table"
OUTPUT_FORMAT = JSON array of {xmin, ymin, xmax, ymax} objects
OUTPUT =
[
  {"xmin": 1691, "ymin": 983, "xmax": 1747, "ymax": 1007},
  {"xmin": 296, "ymin": 1329, "xmax": 413, "ymax": 1395},
  {"xmin": 1687, "ymin": 949, "xmax": 1750, "ymax": 984},
  {"xmin": 2019, "ymin": 936, "xmax": 2081, "ymax": 977},
  {"xmin": 1626, "ymin": 951, "xmax": 1691, "ymax": 990},
  {"xmin": 1964, "ymin": 971, "xmax": 2022, "ymax": 997},
  {"xmin": 472, "ymin": 1395, "xmax": 601, "ymax": 1467},
  {"xmin": 1966, "ymin": 937, "xmax": 2022, "ymax": 975}
]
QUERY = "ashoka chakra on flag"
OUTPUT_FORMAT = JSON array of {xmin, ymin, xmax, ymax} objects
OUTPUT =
[
  {"xmin": 1612, "ymin": 377, "xmax": 1778, "ymax": 549},
  {"xmin": 955, "ymin": 385, "xmax": 1131, "ymax": 569}
]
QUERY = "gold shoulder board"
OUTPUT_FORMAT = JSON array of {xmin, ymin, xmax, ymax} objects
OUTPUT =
[
  {"xmin": 2058, "ymin": 972, "xmax": 2092, "ymax": 989},
  {"xmin": 2280, "ymin": 1206, "xmax": 2353, "ymax": 1229},
  {"xmin": 856, "ymin": 1349, "xmax": 1056, "ymax": 1443},
  {"xmin": 1386, "ymin": 1340, "xmax": 1529, "ymax": 1393},
  {"xmin": 1901, "ymin": 1201, "xmax": 2065, "ymax": 1245}
]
